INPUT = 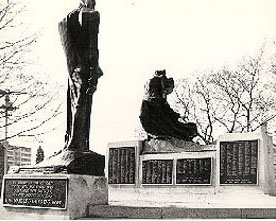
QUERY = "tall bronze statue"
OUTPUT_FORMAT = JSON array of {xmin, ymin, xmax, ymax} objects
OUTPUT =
[
  {"xmin": 59, "ymin": 0, "xmax": 103, "ymax": 151},
  {"xmin": 140, "ymin": 70, "xmax": 198, "ymax": 141},
  {"xmin": 9, "ymin": 0, "xmax": 105, "ymax": 175}
]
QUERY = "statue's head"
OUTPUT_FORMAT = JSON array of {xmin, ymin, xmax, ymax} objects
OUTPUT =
[
  {"xmin": 79, "ymin": 0, "xmax": 96, "ymax": 9},
  {"xmin": 154, "ymin": 69, "xmax": 166, "ymax": 77},
  {"xmin": 162, "ymin": 77, "xmax": 174, "ymax": 96},
  {"xmin": 153, "ymin": 70, "xmax": 174, "ymax": 95},
  {"xmin": 144, "ymin": 69, "xmax": 174, "ymax": 99}
]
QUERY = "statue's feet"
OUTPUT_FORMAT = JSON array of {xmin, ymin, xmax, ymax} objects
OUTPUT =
[
  {"xmin": 147, "ymin": 134, "xmax": 166, "ymax": 141},
  {"xmin": 9, "ymin": 148, "xmax": 105, "ymax": 176},
  {"xmin": 65, "ymin": 142, "xmax": 89, "ymax": 152}
]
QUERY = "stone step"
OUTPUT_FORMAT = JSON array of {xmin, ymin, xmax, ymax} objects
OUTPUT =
[{"xmin": 85, "ymin": 205, "xmax": 276, "ymax": 219}]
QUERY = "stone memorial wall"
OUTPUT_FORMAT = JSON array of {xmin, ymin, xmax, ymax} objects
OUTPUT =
[
  {"xmin": 107, "ymin": 133, "xmax": 276, "ymax": 204},
  {"xmin": 107, "ymin": 141, "xmax": 215, "ymax": 187},
  {"xmin": 108, "ymin": 148, "xmax": 214, "ymax": 186}
]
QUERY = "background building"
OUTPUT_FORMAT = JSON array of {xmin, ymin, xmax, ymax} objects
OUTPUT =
[
  {"xmin": 0, "ymin": 142, "xmax": 32, "ymax": 195},
  {"xmin": 36, "ymin": 145, "xmax": 44, "ymax": 164},
  {"xmin": 5, "ymin": 144, "xmax": 32, "ymax": 171}
]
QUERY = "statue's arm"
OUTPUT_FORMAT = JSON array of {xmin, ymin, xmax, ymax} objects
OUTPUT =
[
  {"xmin": 58, "ymin": 18, "xmax": 67, "ymax": 51},
  {"xmin": 163, "ymin": 101, "xmax": 181, "ymax": 120},
  {"xmin": 83, "ymin": 10, "xmax": 100, "ymax": 47}
]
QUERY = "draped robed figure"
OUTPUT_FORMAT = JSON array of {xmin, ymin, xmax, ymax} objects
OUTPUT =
[
  {"xmin": 58, "ymin": 0, "xmax": 103, "ymax": 151},
  {"xmin": 140, "ymin": 70, "xmax": 198, "ymax": 141}
]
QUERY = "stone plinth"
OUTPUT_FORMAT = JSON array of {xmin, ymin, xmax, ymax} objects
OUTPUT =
[
  {"xmin": 0, "ymin": 173, "xmax": 108, "ymax": 220},
  {"xmin": 11, "ymin": 150, "xmax": 105, "ymax": 176},
  {"xmin": 142, "ymin": 137, "xmax": 215, "ymax": 153}
]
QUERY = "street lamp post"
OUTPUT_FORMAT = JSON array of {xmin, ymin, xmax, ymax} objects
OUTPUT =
[
  {"xmin": 2, "ymin": 94, "xmax": 16, "ymax": 140},
  {"xmin": 0, "ymin": 89, "xmax": 26, "ymax": 173}
]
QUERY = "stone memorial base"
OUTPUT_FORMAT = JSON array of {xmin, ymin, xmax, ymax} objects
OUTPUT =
[
  {"xmin": 107, "ymin": 132, "xmax": 276, "ymax": 209},
  {"xmin": 0, "ymin": 173, "xmax": 108, "ymax": 220}
]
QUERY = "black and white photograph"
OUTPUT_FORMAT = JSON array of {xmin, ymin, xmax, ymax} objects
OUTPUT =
[{"xmin": 0, "ymin": 0, "xmax": 275, "ymax": 219}]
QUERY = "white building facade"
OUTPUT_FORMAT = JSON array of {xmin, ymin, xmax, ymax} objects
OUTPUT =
[{"xmin": 6, "ymin": 145, "xmax": 32, "ymax": 170}]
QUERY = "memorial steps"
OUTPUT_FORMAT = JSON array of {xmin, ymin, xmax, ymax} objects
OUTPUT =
[
  {"xmin": 106, "ymin": 187, "xmax": 275, "ymax": 208},
  {"xmin": 85, "ymin": 205, "xmax": 276, "ymax": 219}
]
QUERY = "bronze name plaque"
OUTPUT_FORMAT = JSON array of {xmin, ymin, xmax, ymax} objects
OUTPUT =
[
  {"xmin": 142, "ymin": 159, "xmax": 173, "ymax": 184},
  {"xmin": 176, "ymin": 158, "xmax": 212, "ymax": 185},
  {"xmin": 108, "ymin": 147, "xmax": 136, "ymax": 184},
  {"xmin": 220, "ymin": 140, "xmax": 258, "ymax": 185},
  {"xmin": 3, "ymin": 178, "xmax": 68, "ymax": 209}
]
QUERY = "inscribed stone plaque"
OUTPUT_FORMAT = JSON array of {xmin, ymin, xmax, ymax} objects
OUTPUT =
[
  {"xmin": 142, "ymin": 160, "xmax": 173, "ymax": 184},
  {"xmin": 3, "ymin": 178, "xmax": 68, "ymax": 209},
  {"xmin": 220, "ymin": 140, "xmax": 258, "ymax": 185},
  {"xmin": 176, "ymin": 158, "xmax": 211, "ymax": 185},
  {"xmin": 108, "ymin": 147, "xmax": 136, "ymax": 184}
]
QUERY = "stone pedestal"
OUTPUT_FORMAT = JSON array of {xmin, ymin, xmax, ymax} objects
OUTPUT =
[
  {"xmin": 0, "ymin": 174, "xmax": 108, "ymax": 220},
  {"xmin": 11, "ymin": 149, "xmax": 105, "ymax": 176}
]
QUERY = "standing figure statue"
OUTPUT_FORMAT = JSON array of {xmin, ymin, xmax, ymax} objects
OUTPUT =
[
  {"xmin": 59, "ymin": 0, "xmax": 103, "ymax": 151},
  {"xmin": 140, "ymin": 70, "xmax": 198, "ymax": 141},
  {"xmin": 8, "ymin": 0, "xmax": 105, "ymax": 175}
]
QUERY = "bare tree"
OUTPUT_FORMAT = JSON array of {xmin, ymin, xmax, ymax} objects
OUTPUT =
[
  {"xmin": 211, "ymin": 47, "xmax": 276, "ymax": 133},
  {"xmin": 173, "ymin": 43, "xmax": 276, "ymax": 143},
  {"xmin": 267, "ymin": 40, "xmax": 276, "ymax": 75},
  {"xmin": 0, "ymin": 1, "xmax": 36, "ymax": 74},
  {"xmin": 172, "ymin": 75, "xmax": 216, "ymax": 145},
  {"xmin": 0, "ymin": 0, "xmax": 64, "ymax": 143}
]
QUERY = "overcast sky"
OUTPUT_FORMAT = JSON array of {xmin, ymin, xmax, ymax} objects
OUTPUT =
[{"xmin": 8, "ymin": 0, "xmax": 276, "ymax": 159}]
